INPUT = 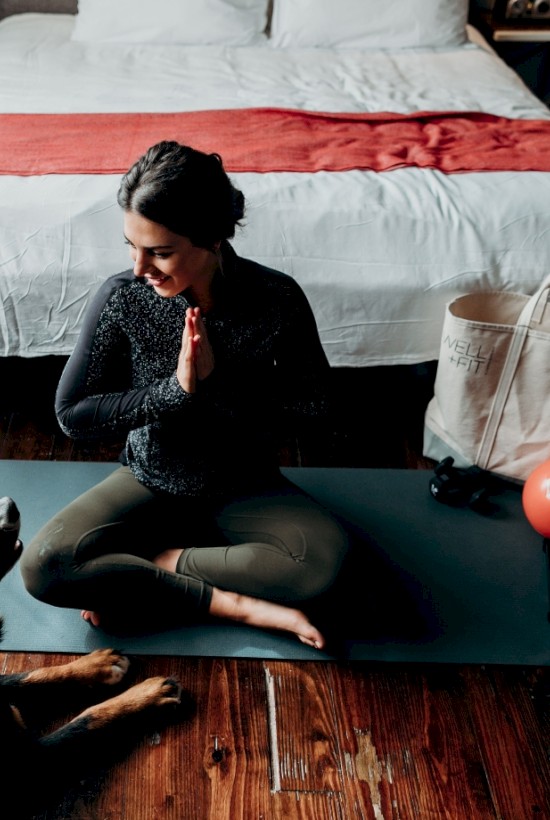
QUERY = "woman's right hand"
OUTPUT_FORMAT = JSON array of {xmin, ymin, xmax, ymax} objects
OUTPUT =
[{"xmin": 176, "ymin": 307, "xmax": 214, "ymax": 393}]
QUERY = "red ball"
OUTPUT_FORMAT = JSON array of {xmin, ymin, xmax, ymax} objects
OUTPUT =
[{"xmin": 522, "ymin": 460, "xmax": 550, "ymax": 537}]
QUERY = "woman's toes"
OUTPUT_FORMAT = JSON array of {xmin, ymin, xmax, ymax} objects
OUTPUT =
[{"xmin": 81, "ymin": 610, "xmax": 101, "ymax": 627}]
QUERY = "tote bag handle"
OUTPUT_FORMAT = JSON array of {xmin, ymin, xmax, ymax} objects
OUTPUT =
[{"xmin": 476, "ymin": 273, "xmax": 550, "ymax": 471}]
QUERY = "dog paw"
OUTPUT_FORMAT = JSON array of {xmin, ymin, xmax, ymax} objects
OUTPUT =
[
  {"xmin": 124, "ymin": 676, "xmax": 182, "ymax": 710},
  {"xmin": 65, "ymin": 648, "xmax": 130, "ymax": 686}
]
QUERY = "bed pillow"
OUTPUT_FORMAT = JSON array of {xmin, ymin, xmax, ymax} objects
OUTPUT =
[
  {"xmin": 71, "ymin": 0, "xmax": 270, "ymax": 45},
  {"xmin": 270, "ymin": 0, "xmax": 469, "ymax": 49}
]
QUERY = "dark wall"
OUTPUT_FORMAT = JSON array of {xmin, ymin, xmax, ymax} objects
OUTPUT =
[{"xmin": 0, "ymin": 1, "xmax": 77, "ymax": 20}]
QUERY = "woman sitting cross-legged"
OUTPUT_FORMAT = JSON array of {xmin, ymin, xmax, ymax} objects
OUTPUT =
[{"xmin": 20, "ymin": 141, "xmax": 349, "ymax": 649}]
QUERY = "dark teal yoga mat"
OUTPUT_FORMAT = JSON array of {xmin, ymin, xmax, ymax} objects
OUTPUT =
[{"xmin": 0, "ymin": 460, "xmax": 547, "ymax": 664}]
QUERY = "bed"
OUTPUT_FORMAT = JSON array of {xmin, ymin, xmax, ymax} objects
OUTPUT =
[{"xmin": 1, "ymin": 0, "xmax": 550, "ymax": 368}]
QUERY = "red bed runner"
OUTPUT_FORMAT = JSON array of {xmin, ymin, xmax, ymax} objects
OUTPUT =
[{"xmin": 2, "ymin": 107, "xmax": 550, "ymax": 175}]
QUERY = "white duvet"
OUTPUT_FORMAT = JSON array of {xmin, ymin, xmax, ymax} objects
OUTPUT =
[{"xmin": 1, "ymin": 13, "xmax": 550, "ymax": 365}]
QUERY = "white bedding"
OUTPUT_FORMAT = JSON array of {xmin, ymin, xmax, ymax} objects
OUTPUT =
[{"xmin": 1, "ymin": 13, "xmax": 550, "ymax": 365}]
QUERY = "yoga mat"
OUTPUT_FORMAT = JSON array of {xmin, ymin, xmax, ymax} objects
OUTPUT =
[{"xmin": 0, "ymin": 460, "xmax": 548, "ymax": 664}]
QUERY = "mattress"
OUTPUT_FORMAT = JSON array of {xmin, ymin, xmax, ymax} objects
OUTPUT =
[{"xmin": 1, "ymin": 13, "xmax": 550, "ymax": 366}]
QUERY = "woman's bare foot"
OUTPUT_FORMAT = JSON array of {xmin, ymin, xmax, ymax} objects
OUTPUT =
[
  {"xmin": 153, "ymin": 548, "xmax": 325, "ymax": 649},
  {"xmin": 209, "ymin": 588, "xmax": 325, "ymax": 650},
  {"xmin": 81, "ymin": 610, "xmax": 101, "ymax": 627}
]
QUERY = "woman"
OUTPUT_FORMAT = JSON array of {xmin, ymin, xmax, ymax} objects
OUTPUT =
[{"xmin": 20, "ymin": 141, "xmax": 349, "ymax": 649}]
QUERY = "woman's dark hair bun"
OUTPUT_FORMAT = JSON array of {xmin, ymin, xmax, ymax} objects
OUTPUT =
[
  {"xmin": 117, "ymin": 141, "xmax": 246, "ymax": 250},
  {"xmin": 232, "ymin": 186, "xmax": 245, "ymax": 224}
]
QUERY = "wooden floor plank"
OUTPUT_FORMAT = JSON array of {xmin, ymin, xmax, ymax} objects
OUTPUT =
[
  {"xmin": 270, "ymin": 790, "xmax": 348, "ymax": 819},
  {"xmin": 263, "ymin": 661, "xmax": 342, "ymax": 795},
  {"xmin": 198, "ymin": 659, "xmax": 272, "ymax": 820},
  {"xmin": 461, "ymin": 666, "xmax": 550, "ymax": 819},
  {"xmin": 329, "ymin": 664, "xmax": 499, "ymax": 820},
  {"xmin": 325, "ymin": 664, "xmax": 412, "ymax": 820}
]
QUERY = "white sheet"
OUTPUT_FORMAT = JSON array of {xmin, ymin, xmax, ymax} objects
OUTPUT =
[{"xmin": 1, "ymin": 13, "xmax": 550, "ymax": 365}]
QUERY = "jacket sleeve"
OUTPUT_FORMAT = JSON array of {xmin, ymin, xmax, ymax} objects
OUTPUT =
[
  {"xmin": 55, "ymin": 277, "xmax": 194, "ymax": 439},
  {"xmin": 273, "ymin": 276, "xmax": 332, "ymax": 426}
]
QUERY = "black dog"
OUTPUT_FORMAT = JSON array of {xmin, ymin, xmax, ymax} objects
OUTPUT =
[{"xmin": 0, "ymin": 496, "xmax": 183, "ymax": 814}]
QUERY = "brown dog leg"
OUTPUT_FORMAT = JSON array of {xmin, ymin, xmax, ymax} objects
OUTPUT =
[
  {"xmin": 9, "ymin": 672, "xmax": 183, "ymax": 814},
  {"xmin": 0, "ymin": 648, "xmax": 131, "ymax": 691},
  {"xmin": 71, "ymin": 675, "xmax": 182, "ymax": 728}
]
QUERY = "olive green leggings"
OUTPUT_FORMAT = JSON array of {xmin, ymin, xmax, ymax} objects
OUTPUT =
[{"xmin": 20, "ymin": 467, "xmax": 349, "ymax": 629}]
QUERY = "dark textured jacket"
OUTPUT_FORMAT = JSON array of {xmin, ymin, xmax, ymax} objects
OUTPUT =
[{"xmin": 56, "ymin": 243, "xmax": 330, "ymax": 497}]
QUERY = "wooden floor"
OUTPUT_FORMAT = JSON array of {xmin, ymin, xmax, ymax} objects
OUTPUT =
[{"xmin": 1, "ymin": 357, "xmax": 548, "ymax": 820}]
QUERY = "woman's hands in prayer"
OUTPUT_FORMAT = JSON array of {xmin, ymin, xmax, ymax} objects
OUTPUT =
[{"xmin": 177, "ymin": 307, "xmax": 215, "ymax": 393}]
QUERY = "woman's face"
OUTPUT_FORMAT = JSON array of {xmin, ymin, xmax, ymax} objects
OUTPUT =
[{"xmin": 123, "ymin": 211, "xmax": 218, "ymax": 300}]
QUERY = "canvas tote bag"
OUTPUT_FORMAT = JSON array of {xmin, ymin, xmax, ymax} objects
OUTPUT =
[{"xmin": 423, "ymin": 274, "xmax": 550, "ymax": 482}]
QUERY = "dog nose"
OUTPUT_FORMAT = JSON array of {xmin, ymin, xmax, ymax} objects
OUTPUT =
[
  {"xmin": 0, "ymin": 497, "xmax": 22, "ymax": 576},
  {"xmin": 0, "ymin": 497, "xmax": 20, "ymax": 533}
]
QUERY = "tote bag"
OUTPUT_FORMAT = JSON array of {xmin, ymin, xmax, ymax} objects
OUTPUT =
[{"xmin": 423, "ymin": 274, "xmax": 550, "ymax": 483}]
